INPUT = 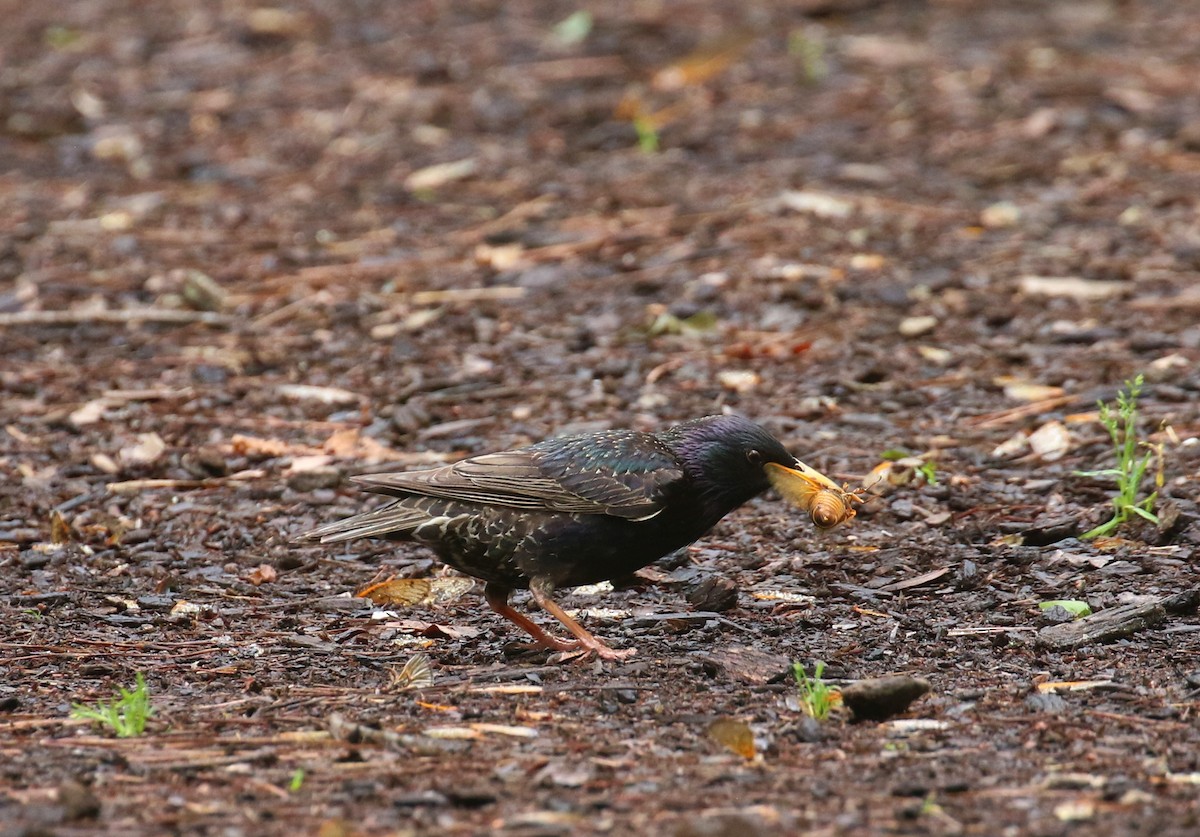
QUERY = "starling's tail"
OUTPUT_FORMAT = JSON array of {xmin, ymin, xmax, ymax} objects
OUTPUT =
[{"xmin": 301, "ymin": 502, "xmax": 429, "ymax": 543}]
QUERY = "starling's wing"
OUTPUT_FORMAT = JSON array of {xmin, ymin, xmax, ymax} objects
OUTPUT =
[{"xmin": 352, "ymin": 430, "xmax": 684, "ymax": 520}]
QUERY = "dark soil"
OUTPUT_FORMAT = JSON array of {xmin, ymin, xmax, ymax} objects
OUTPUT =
[{"xmin": 3, "ymin": 1, "xmax": 1199, "ymax": 835}]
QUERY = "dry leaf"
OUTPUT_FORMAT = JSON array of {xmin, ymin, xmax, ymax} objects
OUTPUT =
[
  {"xmin": 245, "ymin": 564, "xmax": 277, "ymax": 586},
  {"xmin": 422, "ymin": 623, "xmax": 482, "ymax": 641},
  {"xmin": 49, "ymin": 510, "xmax": 73, "ymax": 544},
  {"xmin": 1029, "ymin": 420, "xmax": 1072, "ymax": 460},
  {"xmin": 996, "ymin": 377, "xmax": 1065, "ymax": 402},
  {"xmin": 917, "ymin": 345, "xmax": 952, "ymax": 365},
  {"xmin": 322, "ymin": 428, "xmax": 398, "ymax": 462},
  {"xmin": 717, "ymin": 370, "xmax": 760, "ymax": 393},
  {"xmin": 277, "ymin": 384, "xmax": 360, "ymax": 406},
  {"xmin": 425, "ymin": 577, "xmax": 475, "ymax": 603},
  {"xmin": 1054, "ymin": 800, "xmax": 1096, "ymax": 822},
  {"xmin": 1036, "ymin": 680, "xmax": 1114, "ymax": 693},
  {"xmin": 470, "ymin": 685, "xmax": 544, "ymax": 695},
  {"xmin": 405, "ymin": 158, "xmax": 477, "ymax": 191},
  {"xmin": 850, "ymin": 253, "xmax": 887, "ymax": 271},
  {"xmin": 424, "ymin": 726, "xmax": 481, "ymax": 740},
  {"xmin": 358, "ymin": 577, "xmax": 432, "ymax": 606},
  {"xmin": 1019, "ymin": 275, "xmax": 1127, "ymax": 300},
  {"xmin": 231, "ymin": 434, "xmax": 293, "ymax": 458},
  {"xmin": 69, "ymin": 400, "xmax": 109, "ymax": 427},
  {"xmin": 651, "ymin": 33, "xmax": 754, "ymax": 91},
  {"xmin": 316, "ymin": 818, "xmax": 359, "ymax": 837},
  {"xmin": 91, "ymin": 453, "xmax": 120, "ymax": 474},
  {"xmin": 285, "ymin": 454, "xmax": 335, "ymax": 474},
  {"xmin": 991, "ymin": 431, "xmax": 1029, "ymax": 459},
  {"xmin": 388, "ymin": 653, "xmax": 435, "ymax": 690},
  {"xmin": 470, "ymin": 722, "xmax": 538, "ymax": 738},
  {"xmin": 120, "ymin": 432, "xmax": 167, "ymax": 465},
  {"xmin": 751, "ymin": 590, "xmax": 816, "ymax": 604},
  {"xmin": 775, "ymin": 190, "xmax": 853, "ymax": 218},
  {"xmin": 898, "ymin": 315, "xmax": 937, "ymax": 337},
  {"xmin": 708, "ymin": 718, "xmax": 756, "ymax": 759}
]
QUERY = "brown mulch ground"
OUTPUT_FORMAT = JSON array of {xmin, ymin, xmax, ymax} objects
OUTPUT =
[{"xmin": 2, "ymin": 1, "xmax": 1199, "ymax": 835}]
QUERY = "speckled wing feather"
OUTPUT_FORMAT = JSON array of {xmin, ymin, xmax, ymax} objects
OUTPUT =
[
  {"xmin": 351, "ymin": 430, "xmax": 685, "ymax": 520},
  {"xmin": 306, "ymin": 501, "xmax": 431, "ymax": 542}
]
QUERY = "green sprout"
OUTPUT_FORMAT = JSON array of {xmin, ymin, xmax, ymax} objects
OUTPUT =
[
  {"xmin": 289, "ymin": 768, "xmax": 306, "ymax": 792},
  {"xmin": 881, "ymin": 449, "xmax": 939, "ymax": 486},
  {"xmin": 552, "ymin": 11, "xmax": 593, "ymax": 46},
  {"xmin": 788, "ymin": 27, "xmax": 828, "ymax": 83},
  {"xmin": 70, "ymin": 673, "xmax": 154, "ymax": 738},
  {"xmin": 1077, "ymin": 374, "xmax": 1162, "ymax": 539},
  {"xmin": 793, "ymin": 661, "xmax": 836, "ymax": 721},
  {"xmin": 633, "ymin": 116, "xmax": 660, "ymax": 154}
]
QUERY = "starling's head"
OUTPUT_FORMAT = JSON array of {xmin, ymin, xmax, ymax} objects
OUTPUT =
[{"xmin": 661, "ymin": 414, "xmax": 858, "ymax": 528}]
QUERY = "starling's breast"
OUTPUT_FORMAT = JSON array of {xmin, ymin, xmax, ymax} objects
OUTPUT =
[{"xmin": 408, "ymin": 498, "xmax": 715, "ymax": 589}]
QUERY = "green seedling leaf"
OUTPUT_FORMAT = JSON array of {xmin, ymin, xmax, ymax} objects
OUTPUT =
[
  {"xmin": 916, "ymin": 460, "xmax": 939, "ymax": 486},
  {"xmin": 552, "ymin": 11, "xmax": 593, "ymax": 46},
  {"xmin": 70, "ymin": 672, "xmax": 154, "ymax": 737},
  {"xmin": 1039, "ymin": 600, "xmax": 1092, "ymax": 618},
  {"xmin": 1078, "ymin": 374, "xmax": 1164, "ymax": 540},
  {"xmin": 792, "ymin": 661, "xmax": 837, "ymax": 721},
  {"xmin": 1129, "ymin": 505, "xmax": 1160, "ymax": 523},
  {"xmin": 633, "ymin": 116, "xmax": 660, "ymax": 154},
  {"xmin": 647, "ymin": 309, "xmax": 717, "ymax": 337}
]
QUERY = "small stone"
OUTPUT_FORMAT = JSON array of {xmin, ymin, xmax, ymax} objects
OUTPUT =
[
  {"xmin": 286, "ymin": 467, "xmax": 342, "ymax": 492},
  {"xmin": 840, "ymin": 675, "xmax": 931, "ymax": 721},
  {"xmin": 1025, "ymin": 692, "xmax": 1067, "ymax": 714},
  {"xmin": 674, "ymin": 812, "xmax": 776, "ymax": 837},
  {"xmin": 180, "ymin": 269, "xmax": 227, "ymax": 312},
  {"xmin": 443, "ymin": 786, "xmax": 497, "ymax": 807},
  {"xmin": 57, "ymin": 779, "xmax": 101, "ymax": 821},
  {"xmin": 790, "ymin": 715, "xmax": 826, "ymax": 743}
]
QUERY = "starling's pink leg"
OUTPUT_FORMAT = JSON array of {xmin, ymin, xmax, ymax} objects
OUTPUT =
[
  {"xmin": 528, "ymin": 578, "xmax": 636, "ymax": 660},
  {"xmin": 484, "ymin": 583, "xmax": 580, "ymax": 651}
]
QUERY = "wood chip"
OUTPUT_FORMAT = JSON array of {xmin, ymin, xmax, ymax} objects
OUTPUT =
[
  {"xmin": 1037, "ymin": 600, "xmax": 1166, "ymax": 649},
  {"xmin": 878, "ymin": 568, "xmax": 950, "ymax": 593}
]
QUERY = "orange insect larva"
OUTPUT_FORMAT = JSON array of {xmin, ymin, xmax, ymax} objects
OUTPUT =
[{"xmin": 808, "ymin": 486, "xmax": 865, "ymax": 529}]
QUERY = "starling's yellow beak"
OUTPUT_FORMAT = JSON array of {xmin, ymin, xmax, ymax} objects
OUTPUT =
[{"xmin": 765, "ymin": 460, "xmax": 861, "ymax": 529}]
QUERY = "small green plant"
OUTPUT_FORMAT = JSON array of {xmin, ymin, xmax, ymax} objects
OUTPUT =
[
  {"xmin": 551, "ymin": 10, "xmax": 593, "ymax": 46},
  {"xmin": 633, "ymin": 116, "xmax": 660, "ymax": 154},
  {"xmin": 793, "ymin": 661, "xmax": 836, "ymax": 720},
  {"xmin": 289, "ymin": 768, "xmax": 306, "ymax": 792},
  {"xmin": 788, "ymin": 27, "xmax": 828, "ymax": 83},
  {"xmin": 881, "ymin": 449, "xmax": 939, "ymax": 486},
  {"xmin": 920, "ymin": 793, "xmax": 942, "ymax": 816},
  {"xmin": 70, "ymin": 673, "xmax": 154, "ymax": 738},
  {"xmin": 1077, "ymin": 374, "xmax": 1162, "ymax": 539}
]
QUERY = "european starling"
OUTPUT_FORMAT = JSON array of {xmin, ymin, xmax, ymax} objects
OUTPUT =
[{"xmin": 304, "ymin": 414, "xmax": 859, "ymax": 659}]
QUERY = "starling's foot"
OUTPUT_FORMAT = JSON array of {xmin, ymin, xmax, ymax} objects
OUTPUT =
[
  {"xmin": 579, "ymin": 640, "xmax": 636, "ymax": 661},
  {"xmin": 485, "ymin": 583, "xmax": 579, "ymax": 651},
  {"xmin": 529, "ymin": 578, "xmax": 635, "ymax": 662}
]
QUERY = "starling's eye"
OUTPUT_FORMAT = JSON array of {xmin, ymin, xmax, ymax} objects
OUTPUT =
[{"xmin": 746, "ymin": 449, "xmax": 762, "ymax": 465}]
